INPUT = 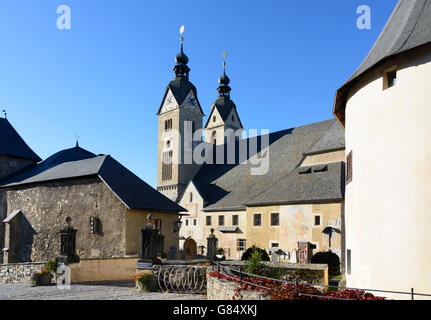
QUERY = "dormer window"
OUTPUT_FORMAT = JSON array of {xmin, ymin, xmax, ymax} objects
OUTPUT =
[{"xmin": 383, "ymin": 69, "xmax": 397, "ymax": 90}]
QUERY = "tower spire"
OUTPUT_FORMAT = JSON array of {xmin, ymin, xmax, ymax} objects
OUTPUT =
[
  {"xmin": 173, "ymin": 25, "xmax": 190, "ymax": 79},
  {"xmin": 217, "ymin": 52, "xmax": 231, "ymax": 97}
]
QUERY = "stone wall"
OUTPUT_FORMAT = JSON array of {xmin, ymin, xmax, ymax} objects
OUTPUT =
[
  {"xmin": 206, "ymin": 268, "xmax": 271, "ymax": 300},
  {"xmin": 220, "ymin": 261, "xmax": 329, "ymax": 286},
  {"xmin": 3, "ymin": 177, "xmax": 127, "ymax": 263},
  {"xmin": 0, "ymin": 262, "xmax": 44, "ymax": 284}
]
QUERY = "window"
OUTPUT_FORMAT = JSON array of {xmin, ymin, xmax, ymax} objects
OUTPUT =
[
  {"xmin": 218, "ymin": 215, "xmax": 225, "ymax": 226},
  {"xmin": 271, "ymin": 242, "xmax": 279, "ymax": 248},
  {"xmin": 384, "ymin": 70, "xmax": 397, "ymax": 89},
  {"xmin": 189, "ymin": 192, "xmax": 193, "ymax": 203},
  {"xmin": 162, "ymin": 151, "xmax": 173, "ymax": 181},
  {"xmin": 193, "ymin": 219, "xmax": 196, "ymax": 226},
  {"xmin": 213, "ymin": 116, "xmax": 216, "ymax": 122},
  {"xmin": 165, "ymin": 119, "xmax": 173, "ymax": 131},
  {"xmin": 186, "ymin": 219, "xmax": 189, "ymax": 226},
  {"xmin": 154, "ymin": 219, "xmax": 162, "ymax": 231},
  {"xmin": 253, "ymin": 213, "xmax": 262, "ymax": 226},
  {"xmin": 237, "ymin": 239, "xmax": 246, "ymax": 251},
  {"xmin": 231, "ymin": 115, "xmax": 235, "ymax": 122},
  {"xmin": 206, "ymin": 216, "xmax": 212, "ymax": 226},
  {"xmin": 90, "ymin": 217, "xmax": 101, "ymax": 234},
  {"xmin": 232, "ymin": 215, "xmax": 239, "ymax": 226},
  {"xmin": 166, "ymin": 140, "xmax": 171, "ymax": 148},
  {"xmin": 314, "ymin": 215, "xmax": 321, "ymax": 226},
  {"xmin": 212, "ymin": 131, "xmax": 217, "ymax": 145},
  {"xmin": 270, "ymin": 213, "xmax": 279, "ymax": 226},
  {"xmin": 346, "ymin": 151, "xmax": 353, "ymax": 184}
]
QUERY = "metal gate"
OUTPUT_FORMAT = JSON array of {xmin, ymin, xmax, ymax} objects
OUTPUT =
[{"xmin": 154, "ymin": 265, "xmax": 207, "ymax": 293}]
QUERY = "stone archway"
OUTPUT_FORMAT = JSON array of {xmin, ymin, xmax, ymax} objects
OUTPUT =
[{"xmin": 183, "ymin": 237, "xmax": 197, "ymax": 260}]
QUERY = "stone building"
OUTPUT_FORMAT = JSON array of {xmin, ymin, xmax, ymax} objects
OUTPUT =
[
  {"xmin": 0, "ymin": 118, "xmax": 185, "ymax": 277},
  {"xmin": 0, "ymin": 117, "xmax": 41, "ymax": 262},
  {"xmin": 156, "ymin": 38, "xmax": 346, "ymax": 264},
  {"xmin": 333, "ymin": 0, "xmax": 431, "ymax": 298}
]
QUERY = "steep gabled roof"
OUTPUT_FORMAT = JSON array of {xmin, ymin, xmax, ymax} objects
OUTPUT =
[
  {"xmin": 191, "ymin": 119, "xmax": 343, "ymax": 212},
  {"xmin": 334, "ymin": 0, "xmax": 431, "ymax": 124},
  {"xmin": 157, "ymin": 77, "xmax": 204, "ymax": 115},
  {"xmin": 0, "ymin": 118, "xmax": 41, "ymax": 161},
  {"xmin": 0, "ymin": 146, "xmax": 185, "ymax": 213},
  {"xmin": 204, "ymin": 96, "xmax": 243, "ymax": 129}
]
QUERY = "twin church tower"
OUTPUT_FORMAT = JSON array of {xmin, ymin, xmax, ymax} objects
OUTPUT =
[{"xmin": 156, "ymin": 31, "xmax": 244, "ymax": 201}]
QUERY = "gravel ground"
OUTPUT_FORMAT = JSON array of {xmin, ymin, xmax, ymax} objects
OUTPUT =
[{"xmin": 0, "ymin": 281, "xmax": 206, "ymax": 300}]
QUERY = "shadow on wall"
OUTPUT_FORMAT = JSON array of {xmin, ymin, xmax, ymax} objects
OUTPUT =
[{"xmin": 9, "ymin": 213, "xmax": 37, "ymax": 263}]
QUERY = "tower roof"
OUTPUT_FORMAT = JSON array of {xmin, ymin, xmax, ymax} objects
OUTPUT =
[
  {"xmin": 0, "ymin": 118, "xmax": 41, "ymax": 162},
  {"xmin": 334, "ymin": 0, "xmax": 431, "ymax": 124}
]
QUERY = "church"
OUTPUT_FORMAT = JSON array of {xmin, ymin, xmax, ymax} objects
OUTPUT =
[
  {"xmin": 156, "ymin": 34, "xmax": 346, "ymax": 264},
  {"xmin": 0, "ymin": 117, "xmax": 185, "ymax": 281}
]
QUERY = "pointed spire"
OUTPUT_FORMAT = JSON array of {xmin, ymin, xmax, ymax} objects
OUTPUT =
[
  {"xmin": 173, "ymin": 25, "xmax": 190, "ymax": 79},
  {"xmin": 217, "ymin": 52, "xmax": 231, "ymax": 97},
  {"xmin": 75, "ymin": 134, "xmax": 80, "ymax": 148}
]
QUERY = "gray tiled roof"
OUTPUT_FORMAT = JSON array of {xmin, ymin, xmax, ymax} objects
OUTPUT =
[
  {"xmin": 0, "ymin": 146, "xmax": 185, "ymax": 213},
  {"xmin": 245, "ymin": 162, "xmax": 345, "ymax": 206},
  {"xmin": 304, "ymin": 120, "xmax": 345, "ymax": 155},
  {"xmin": 334, "ymin": 0, "xmax": 431, "ymax": 123},
  {"xmin": 0, "ymin": 118, "xmax": 41, "ymax": 161},
  {"xmin": 194, "ymin": 119, "xmax": 344, "ymax": 212}
]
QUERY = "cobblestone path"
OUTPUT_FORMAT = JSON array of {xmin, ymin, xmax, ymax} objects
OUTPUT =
[{"xmin": 0, "ymin": 281, "xmax": 206, "ymax": 300}]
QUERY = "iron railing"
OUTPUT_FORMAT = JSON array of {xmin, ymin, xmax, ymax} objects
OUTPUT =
[{"xmin": 212, "ymin": 261, "xmax": 431, "ymax": 300}]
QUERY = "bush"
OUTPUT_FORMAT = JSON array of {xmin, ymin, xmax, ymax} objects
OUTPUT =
[
  {"xmin": 216, "ymin": 248, "xmax": 225, "ymax": 255},
  {"xmin": 208, "ymin": 271, "xmax": 386, "ymax": 300},
  {"xmin": 245, "ymin": 248, "xmax": 265, "ymax": 275},
  {"xmin": 43, "ymin": 259, "xmax": 58, "ymax": 274},
  {"xmin": 241, "ymin": 246, "xmax": 270, "ymax": 262},
  {"xmin": 311, "ymin": 251, "xmax": 340, "ymax": 278}
]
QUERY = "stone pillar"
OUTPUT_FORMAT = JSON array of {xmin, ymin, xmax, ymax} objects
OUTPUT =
[
  {"xmin": 137, "ymin": 214, "xmax": 160, "ymax": 271},
  {"xmin": 57, "ymin": 217, "xmax": 79, "ymax": 264},
  {"xmin": 297, "ymin": 241, "xmax": 316, "ymax": 264},
  {"xmin": 206, "ymin": 228, "xmax": 218, "ymax": 260}
]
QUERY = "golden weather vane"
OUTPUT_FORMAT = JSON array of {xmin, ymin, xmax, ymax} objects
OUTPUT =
[{"xmin": 180, "ymin": 25, "xmax": 185, "ymax": 43}]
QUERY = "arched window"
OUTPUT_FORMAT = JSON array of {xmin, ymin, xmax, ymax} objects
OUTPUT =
[
  {"xmin": 167, "ymin": 140, "xmax": 171, "ymax": 148},
  {"xmin": 165, "ymin": 119, "xmax": 172, "ymax": 131},
  {"xmin": 213, "ymin": 116, "xmax": 216, "ymax": 122}
]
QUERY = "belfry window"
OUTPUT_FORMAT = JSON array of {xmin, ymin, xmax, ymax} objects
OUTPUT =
[
  {"xmin": 165, "ymin": 119, "xmax": 173, "ymax": 131},
  {"xmin": 189, "ymin": 192, "xmax": 193, "ymax": 203}
]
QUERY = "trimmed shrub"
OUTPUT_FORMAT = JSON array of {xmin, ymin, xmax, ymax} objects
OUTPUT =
[{"xmin": 241, "ymin": 246, "xmax": 270, "ymax": 262}]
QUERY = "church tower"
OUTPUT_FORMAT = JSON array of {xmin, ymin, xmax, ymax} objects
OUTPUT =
[
  {"xmin": 204, "ymin": 58, "xmax": 243, "ymax": 145},
  {"xmin": 156, "ymin": 29, "xmax": 204, "ymax": 201}
]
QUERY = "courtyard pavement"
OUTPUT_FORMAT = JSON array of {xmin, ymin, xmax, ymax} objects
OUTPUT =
[{"xmin": 0, "ymin": 281, "xmax": 206, "ymax": 300}]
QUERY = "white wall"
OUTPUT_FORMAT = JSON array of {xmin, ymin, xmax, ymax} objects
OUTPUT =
[{"xmin": 344, "ymin": 48, "xmax": 431, "ymax": 299}]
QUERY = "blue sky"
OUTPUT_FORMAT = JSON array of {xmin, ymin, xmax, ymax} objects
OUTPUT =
[{"xmin": 0, "ymin": 0, "xmax": 398, "ymax": 187}]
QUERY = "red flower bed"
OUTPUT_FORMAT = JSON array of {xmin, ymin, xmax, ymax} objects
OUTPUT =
[{"xmin": 208, "ymin": 271, "xmax": 386, "ymax": 300}]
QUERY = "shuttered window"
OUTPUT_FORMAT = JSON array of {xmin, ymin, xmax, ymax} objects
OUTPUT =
[{"xmin": 346, "ymin": 151, "xmax": 353, "ymax": 184}]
